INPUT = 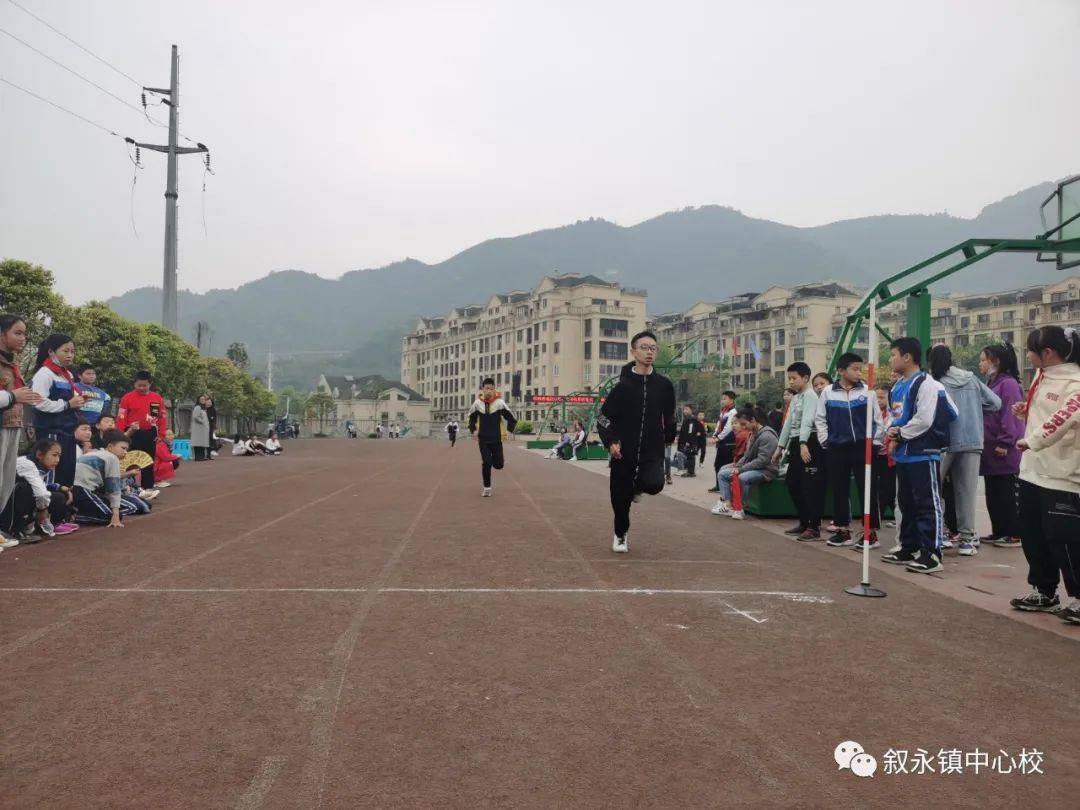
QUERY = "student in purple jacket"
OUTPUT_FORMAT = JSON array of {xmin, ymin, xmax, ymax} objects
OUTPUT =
[{"xmin": 978, "ymin": 343, "xmax": 1025, "ymax": 548}]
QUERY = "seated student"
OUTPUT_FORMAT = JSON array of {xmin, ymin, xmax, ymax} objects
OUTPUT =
[
  {"xmin": 263, "ymin": 431, "xmax": 283, "ymax": 455},
  {"xmin": 121, "ymin": 464, "xmax": 154, "ymax": 513},
  {"xmin": 1, "ymin": 439, "xmax": 80, "ymax": 540},
  {"xmin": 567, "ymin": 420, "xmax": 587, "ymax": 461},
  {"xmin": 546, "ymin": 427, "xmax": 571, "ymax": 459},
  {"xmin": 74, "ymin": 420, "xmax": 93, "ymax": 459},
  {"xmin": 73, "ymin": 428, "xmax": 136, "ymax": 527},
  {"xmin": 247, "ymin": 434, "xmax": 269, "ymax": 455},
  {"xmin": 231, "ymin": 434, "xmax": 255, "ymax": 456},
  {"xmin": 711, "ymin": 407, "xmax": 779, "ymax": 519},
  {"xmin": 91, "ymin": 414, "xmax": 123, "ymax": 449},
  {"xmin": 154, "ymin": 429, "xmax": 181, "ymax": 487}
]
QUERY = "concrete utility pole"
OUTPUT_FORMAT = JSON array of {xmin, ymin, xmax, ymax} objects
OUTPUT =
[{"xmin": 127, "ymin": 45, "xmax": 208, "ymax": 333}]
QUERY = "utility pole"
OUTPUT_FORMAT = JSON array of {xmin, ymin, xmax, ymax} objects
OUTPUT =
[
  {"xmin": 127, "ymin": 45, "xmax": 208, "ymax": 333},
  {"xmin": 267, "ymin": 344, "xmax": 273, "ymax": 392}
]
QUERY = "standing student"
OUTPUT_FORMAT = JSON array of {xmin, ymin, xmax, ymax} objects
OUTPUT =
[
  {"xmin": 709, "ymin": 390, "xmax": 738, "ymax": 492},
  {"xmin": 928, "ymin": 344, "xmax": 1001, "ymax": 556},
  {"xmin": 696, "ymin": 411, "xmax": 708, "ymax": 465},
  {"xmin": 446, "ymin": 419, "xmax": 459, "ymax": 447},
  {"xmin": 31, "ymin": 334, "xmax": 86, "ymax": 488},
  {"xmin": 204, "ymin": 396, "xmax": 219, "ymax": 457},
  {"xmin": 1008, "ymin": 326, "xmax": 1080, "ymax": 624},
  {"xmin": 872, "ymin": 384, "xmax": 896, "ymax": 536},
  {"xmin": 597, "ymin": 330, "xmax": 676, "ymax": 553},
  {"xmin": 812, "ymin": 373, "xmax": 832, "ymax": 396},
  {"xmin": 75, "ymin": 364, "xmax": 112, "ymax": 427},
  {"xmin": 1, "ymin": 315, "xmax": 44, "ymax": 550},
  {"xmin": 676, "ymin": 404, "xmax": 705, "ymax": 477},
  {"xmin": 467, "ymin": 378, "xmax": 517, "ymax": 497},
  {"xmin": 774, "ymin": 363, "xmax": 824, "ymax": 540},
  {"xmin": 190, "ymin": 395, "xmax": 211, "ymax": 460},
  {"xmin": 814, "ymin": 352, "xmax": 883, "ymax": 547},
  {"xmin": 711, "ymin": 406, "xmax": 779, "ymax": 519},
  {"xmin": 117, "ymin": 371, "xmax": 167, "ymax": 489},
  {"xmin": 978, "ymin": 344, "xmax": 1025, "ymax": 548},
  {"xmin": 882, "ymin": 338, "xmax": 958, "ymax": 574}
]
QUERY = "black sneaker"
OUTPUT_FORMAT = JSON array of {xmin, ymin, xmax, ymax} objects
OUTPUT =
[
  {"xmin": 847, "ymin": 532, "xmax": 879, "ymax": 550},
  {"xmin": 707, "ymin": 487, "xmax": 720, "ymax": 493},
  {"xmin": 784, "ymin": 524, "xmax": 807, "ymax": 536},
  {"xmin": 1009, "ymin": 590, "xmax": 1060, "ymax": 612},
  {"xmin": 1060, "ymin": 601, "xmax": 1080, "ymax": 625},
  {"xmin": 906, "ymin": 551, "xmax": 943, "ymax": 574},
  {"xmin": 796, "ymin": 528, "xmax": 821, "ymax": 542},
  {"xmin": 825, "ymin": 529, "xmax": 854, "ymax": 547},
  {"xmin": 881, "ymin": 548, "xmax": 918, "ymax": 565}
]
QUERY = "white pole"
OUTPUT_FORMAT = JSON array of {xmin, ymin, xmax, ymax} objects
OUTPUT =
[{"xmin": 860, "ymin": 301, "xmax": 877, "ymax": 585}]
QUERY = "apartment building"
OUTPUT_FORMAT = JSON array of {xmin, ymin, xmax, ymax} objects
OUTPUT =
[
  {"xmin": 400, "ymin": 274, "xmax": 648, "ymax": 423},
  {"xmin": 651, "ymin": 282, "xmax": 866, "ymax": 390},
  {"xmin": 834, "ymin": 274, "xmax": 1080, "ymax": 383}
]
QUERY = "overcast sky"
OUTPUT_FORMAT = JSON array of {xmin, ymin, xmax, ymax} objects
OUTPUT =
[{"xmin": 2, "ymin": 0, "xmax": 1078, "ymax": 304}]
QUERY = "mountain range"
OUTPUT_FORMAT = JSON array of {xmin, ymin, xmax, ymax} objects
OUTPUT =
[{"xmin": 106, "ymin": 182, "xmax": 1064, "ymax": 388}]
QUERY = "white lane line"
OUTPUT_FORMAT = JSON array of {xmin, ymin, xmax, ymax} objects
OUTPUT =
[
  {"xmin": 550, "ymin": 559, "xmax": 764, "ymax": 565},
  {"xmin": 721, "ymin": 601, "xmax": 769, "ymax": 624},
  {"xmin": 0, "ymin": 586, "xmax": 832, "ymax": 602},
  {"xmin": 234, "ymin": 756, "xmax": 287, "ymax": 810}
]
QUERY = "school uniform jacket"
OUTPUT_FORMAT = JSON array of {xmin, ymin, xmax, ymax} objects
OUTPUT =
[
  {"xmin": 890, "ymin": 371, "xmax": 958, "ymax": 464},
  {"xmin": 468, "ymin": 397, "xmax": 517, "ymax": 442},
  {"xmin": 814, "ymin": 381, "xmax": 883, "ymax": 449}
]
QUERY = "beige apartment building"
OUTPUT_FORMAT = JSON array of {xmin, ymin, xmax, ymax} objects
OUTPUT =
[
  {"xmin": 651, "ymin": 282, "xmax": 867, "ymax": 390},
  {"xmin": 400, "ymin": 274, "xmax": 648, "ymax": 424},
  {"xmin": 857, "ymin": 274, "xmax": 1080, "ymax": 383}
]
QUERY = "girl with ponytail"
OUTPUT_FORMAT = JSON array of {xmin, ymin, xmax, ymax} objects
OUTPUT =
[{"xmin": 978, "ymin": 343, "xmax": 1024, "ymax": 547}]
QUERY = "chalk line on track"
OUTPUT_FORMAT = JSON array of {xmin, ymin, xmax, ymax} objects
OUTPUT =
[
  {"xmin": 297, "ymin": 468, "xmax": 450, "ymax": 810},
  {"xmin": 235, "ymin": 756, "xmax": 287, "ymax": 810},
  {"xmin": 0, "ymin": 586, "xmax": 833, "ymax": 602},
  {"xmin": 0, "ymin": 475, "xmax": 378, "ymax": 661}
]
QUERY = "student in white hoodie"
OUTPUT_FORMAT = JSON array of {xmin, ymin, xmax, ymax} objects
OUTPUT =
[{"xmin": 1009, "ymin": 326, "xmax": 1080, "ymax": 625}]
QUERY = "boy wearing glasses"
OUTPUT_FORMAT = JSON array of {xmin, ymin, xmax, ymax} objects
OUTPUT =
[{"xmin": 596, "ymin": 330, "xmax": 677, "ymax": 553}]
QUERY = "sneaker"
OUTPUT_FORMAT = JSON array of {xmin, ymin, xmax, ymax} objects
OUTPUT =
[
  {"xmin": 481, "ymin": 487, "xmax": 492, "ymax": 498},
  {"xmin": 729, "ymin": 509, "xmax": 745, "ymax": 520},
  {"xmin": 53, "ymin": 523, "xmax": 79, "ymax": 536},
  {"xmin": 141, "ymin": 489, "xmax": 160, "ymax": 501},
  {"xmin": 1060, "ymin": 600, "xmax": 1080, "ymax": 625},
  {"xmin": 940, "ymin": 536, "xmax": 955, "ymax": 551},
  {"xmin": 612, "ymin": 534, "xmax": 628, "ymax": 553},
  {"xmin": 1010, "ymin": 590, "xmax": 1060, "ymax": 612},
  {"xmin": 884, "ymin": 520, "xmax": 896, "ymax": 528},
  {"xmin": 881, "ymin": 548, "xmax": 919, "ymax": 565},
  {"xmin": 906, "ymin": 551, "xmax": 944, "ymax": 574},
  {"xmin": 993, "ymin": 537, "xmax": 1022, "ymax": 549},
  {"xmin": 978, "ymin": 534, "xmax": 998, "ymax": 545},
  {"xmin": 957, "ymin": 540, "xmax": 978, "ymax": 556},
  {"xmin": 825, "ymin": 529, "xmax": 854, "ymax": 547},
  {"xmin": 707, "ymin": 487, "xmax": 720, "ymax": 493},
  {"xmin": 796, "ymin": 528, "xmax": 821, "ymax": 542},
  {"xmin": 849, "ymin": 534, "xmax": 881, "ymax": 550},
  {"xmin": 784, "ymin": 524, "xmax": 807, "ymax": 536},
  {"xmin": 632, "ymin": 492, "xmax": 642, "ymax": 503},
  {"xmin": 0, "ymin": 535, "xmax": 19, "ymax": 549},
  {"xmin": 710, "ymin": 500, "xmax": 731, "ymax": 515},
  {"xmin": 824, "ymin": 522, "xmax": 842, "ymax": 534},
  {"xmin": 665, "ymin": 476, "xmax": 673, "ymax": 484},
  {"xmin": 157, "ymin": 481, "xmax": 172, "ymax": 488},
  {"xmin": 38, "ymin": 520, "xmax": 56, "ymax": 538}
]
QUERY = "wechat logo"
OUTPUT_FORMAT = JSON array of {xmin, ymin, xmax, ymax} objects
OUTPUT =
[{"xmin": 835, "ymin": 740, "xmax": 877, "ymax": 778}]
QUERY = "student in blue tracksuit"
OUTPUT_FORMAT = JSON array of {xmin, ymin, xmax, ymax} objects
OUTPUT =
[
  {"xmin": 814, "ymin": 352, "xmax": 883, "ymax": 547},
  {"xmin": 881, "ymin": 337, "xmax": 958, "ymax": 574}
]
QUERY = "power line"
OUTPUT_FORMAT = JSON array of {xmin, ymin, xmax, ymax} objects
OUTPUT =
[
  {"xmin": 0, "ymin": 75, "xmax": 126, "ymax": 138},
  {"xmin": 4, "ymin": 0, "xmax": 142, "ymax": 87},
  {"xmin": 0, "ymin": 26, "xmax": 151, "ymax": 118},
  {"xmin": 0, "ymin": 4, "xmax": 201, "ymax": 144}
]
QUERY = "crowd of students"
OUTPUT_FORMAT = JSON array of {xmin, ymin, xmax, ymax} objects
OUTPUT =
[
  {"xmin": 0, "ymin": 315, "xmax": 190, "ymax": 546},
  {"xmin": 695, "ymin": 326, "xmax": 1080, "ymax": 625}
]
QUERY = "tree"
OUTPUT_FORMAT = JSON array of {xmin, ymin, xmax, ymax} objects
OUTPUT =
[
  {"xmin": 202, "ymin": 356, "xmax": 248, "ymax": 423},
  {"xmin": 0, "ymin": 258, "xmax": 69, "ymax": 364},
  {"xmin": 53, "ymin": 302, "xmax": 153, "ymax": 397},
  {"xmin": 275, "ymin": 385, "xmax": 308, "ymax": 419},
  {"xmin": 306, "ymin": 391, "xmax": 337, "ymax": 434},
  {"xmin": 142, "ymin": 323, "xmax": 205, "ymax": 423},
  {"xmin": 226, "ymin": 341, "xmax": 250, "ymax": 371},
  {"xmin": 751, "ymin": 374, "xmax": 786, "ymax": 409}
]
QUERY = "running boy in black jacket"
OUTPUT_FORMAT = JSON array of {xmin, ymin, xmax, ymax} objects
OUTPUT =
[
  {"xmin": 596, "ymin": 330, "xmax": 677, "ymax": 553},
  {"xmin": 467, "ymin": 378, "xmax": 517, "ymax": 497}
]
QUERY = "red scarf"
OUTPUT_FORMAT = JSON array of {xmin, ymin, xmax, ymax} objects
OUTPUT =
[
  {"xmin": 0, "ymin": 350, "xmax": 24, "ymax": 390},
  {"xmin": 43, "ymin": 357, "xmax": 79, "ymax": 395}
]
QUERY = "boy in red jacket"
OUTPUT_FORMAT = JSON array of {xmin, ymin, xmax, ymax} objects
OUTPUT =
[{"xmin": 117, "ymin": 370, "xmax": 167, "ymax": 489}]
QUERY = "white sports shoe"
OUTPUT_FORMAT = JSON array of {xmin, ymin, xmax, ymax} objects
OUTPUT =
[
  {"xmin": 157, "ymin": 481, "xmax": 172, "ymax": 488},
  {"xmin": 711, "ymin": 500, "xmax": 731, "ymax": 515},
  {"xmin": 481, "ymin": 487, "xmax": 492, "ymax": 497},
  {"xmin": 612, "ymin": 534, "xmax": 629, "ymax": 553},
  {"xmin": 729, "ymin": 509, "xmax": 745, "ymax": 520},
  {"xmin": 0, "ymin": 536, "xmax": 19, "ymax": 549}
]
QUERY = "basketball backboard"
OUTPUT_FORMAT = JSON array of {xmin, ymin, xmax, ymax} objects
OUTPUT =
[{"xmin": 1039, "ymin": 174, "xmax": 1080, "ymax": 270}]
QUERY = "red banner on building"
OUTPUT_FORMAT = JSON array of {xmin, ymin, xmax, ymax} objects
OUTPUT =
[{"xmin": 526, "ymin": 394, "xmax": 605, "ymax": 405}]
